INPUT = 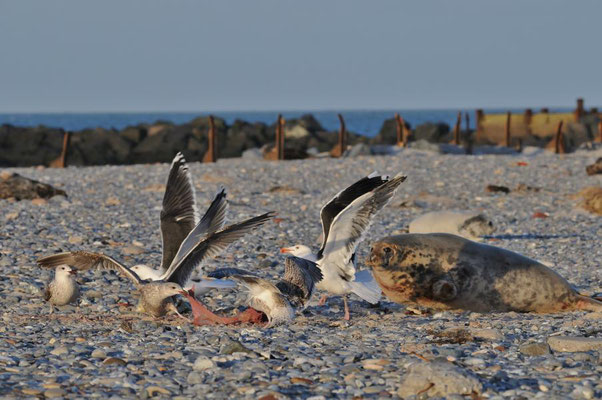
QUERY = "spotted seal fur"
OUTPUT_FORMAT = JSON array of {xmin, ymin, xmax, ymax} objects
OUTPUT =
[{"xmin": 367, "ymin": 233, "xmax": 602, "ymax": 313}]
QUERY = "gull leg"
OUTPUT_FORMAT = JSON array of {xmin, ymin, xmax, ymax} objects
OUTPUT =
[
  {"xmin": 343, "ymin": 296, "xmax": 350, "ymax": 321},
  {"xmin": 318, "ymin": 294, "xmax": 328, "ymax": 306},
  {"xmin": 174, "ymin": 308, "xmax": 193, "ymax": 324},
  {"xmin": 166, "ymin": 303, "xmax": 192, "ymax": 323}
]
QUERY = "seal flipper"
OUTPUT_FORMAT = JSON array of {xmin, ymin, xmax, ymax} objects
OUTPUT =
[{"xmin": 574, "ymin": 295, "xmax": 602, "ymax": 312}]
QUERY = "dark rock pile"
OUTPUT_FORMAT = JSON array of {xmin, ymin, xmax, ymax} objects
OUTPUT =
[
  {"xmin": 1, "ymin": 113, "xmax": 599, "ymax": 167},
  {"xmin": 0, "ymin": 114, "xmax": 369, "ymax": 167}
]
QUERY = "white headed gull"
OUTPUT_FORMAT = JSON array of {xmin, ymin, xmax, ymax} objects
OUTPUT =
[
  {"xmin": 281, "ymin": 172, "xmax": 406, "ymax": 320},
  {"xmin": 42, "ymin": 265, "xmax": 79, "ymax": 309}
]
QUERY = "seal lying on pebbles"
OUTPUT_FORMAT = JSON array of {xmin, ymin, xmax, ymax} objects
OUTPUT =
[
  {"xmin": 43, "ymin": 265, "xmax": 79, "ymax": 308},
  {"xmin": 408, "ymin": 211, "xmax": 494, "ymax": 240},
  {"xmin": 367, "ymin": 233, "xmax": 602, "ymax": 313}
]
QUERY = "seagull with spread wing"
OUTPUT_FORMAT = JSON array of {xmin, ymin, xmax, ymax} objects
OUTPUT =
[
  {"xmin": 128, "ymin": 152, "xmax": 236, "ymax": 296},
  {"xmin": 37, "ymin": 212, "xmax": 274, "ymax": 319},
  {"xmin": 281, "ymin": 172, "xmax": 406, "ymax": 320},
  {"xmin": 39, "ymin": 251, "xmax": 187, "ymax": 318},
  {"xmin": 204, "ymin": 256, "xmax": 323, "ymax": 327}
]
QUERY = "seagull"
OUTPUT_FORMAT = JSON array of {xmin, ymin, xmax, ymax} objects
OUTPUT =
[
  {"xmin": 159, "ymin": 152, "xmax": 201, "ymax": 270},
  {"xmin": 210, "ymin": 256, "xmax": 323, "ymax": 327},
  {"xmin": 131, "ymin": 187, "xmax": 237, "ymax": 296},
  {"xmin": 281, "ymin": 172, "xmax": 407, "ymax": 320},
  {"xmin": 39, "ymin": 253, "xmax": 186, "ymax": 318},
  {"xmin": 130, "ymin": 152, "xmax": 235, "ymax": 295},
  {"xmin": 43, "ymin": 265, "xmax": 79, "ymax": 309},
  {"xmin": 37, "ymin": 212, "xmax": 274, "ymax": 319}
]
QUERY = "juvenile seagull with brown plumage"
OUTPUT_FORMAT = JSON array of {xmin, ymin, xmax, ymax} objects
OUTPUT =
[{"xmin": 211, "ymin": 256, "xmax": 323, "ymax": 327}]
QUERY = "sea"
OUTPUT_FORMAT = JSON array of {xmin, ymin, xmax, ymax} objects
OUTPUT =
[{"xmin": 0, "ymin": 108, "xmax": 572, "ymax": 138}]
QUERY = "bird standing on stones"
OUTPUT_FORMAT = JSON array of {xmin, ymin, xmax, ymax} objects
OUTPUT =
[
  {"xmin": 43, "ymin": 265, "xmax": 79, "ymax": 310},
  {"xmin": 37, "ymin": 212, "xmax": 274, "ymax": 319},
  {"xmin": 38, "ymin": 252, "xmax": 188, "ymax": 318},
  {"xmin": 281, "ymin": 172, "xmax": 407, "ymax": 320},
  {"xmin": 212, "ymin": 256, "xmax": 323, "ymax": 327}
]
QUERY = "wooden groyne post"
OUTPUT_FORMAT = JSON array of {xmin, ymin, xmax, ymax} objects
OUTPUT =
[
  {"xmin": 554, "ymin": 120, "xmax": 565, "ymax": 154},
  {"xmin": 276, "ymin": 114, "xmax": 285, "ymax": 160},
  {"xmin": 50, "ymin": 131, "xmax": 71, "ymax": 168},
  {"xmin": 394, "ymin": 113, "xmax": 407, "ymax": 147},
  {"xmin": 574, "ymin": 98, "xmax": 584, "ymax": 122},
  {"xmin": 598, "ymin": 120, "xmax": 602, "ymax": 143},
  {"xmin": 202, "ymin": 115, "xmax": 217, "ymax": 163},
  {"xmin": 475, "ymin": 109, "xmax": 484, "ymax": 142},
  {"xmin": 453, "ymin": 111, "xmax": 462, "ymax": 146},
  {"xmin": 331, "ymin": 114, "xmax": 347, "ymax": 157},
  {"xmin": 505, "ymin": 111, "xmax": 512, "ymax": 147}
]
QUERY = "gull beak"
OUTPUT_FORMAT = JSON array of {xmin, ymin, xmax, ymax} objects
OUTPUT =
[
  {"xmin": 280, "ymin": 247, "xmax": 291, "ymax": 254},
  {"xmin": 187, "ymin": 288, "xmax": 195, "ymax": 297},
  {"xmin": 69, "ymin": 270, "xmax": 77, "ymax": 275},
  {"xmin": 180, "ymin": 290, "xmax": 189, "ymax": 296}
]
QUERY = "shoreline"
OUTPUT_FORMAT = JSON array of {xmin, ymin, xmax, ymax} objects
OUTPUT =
[{"xmin": 1, "ymin": 151, "xmax": 601, "ymax": 398}]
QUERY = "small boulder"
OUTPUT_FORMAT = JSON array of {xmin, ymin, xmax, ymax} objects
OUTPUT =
[{"xmin": 398, "ymin": 360, "xmax": 482, "ymax": 398}]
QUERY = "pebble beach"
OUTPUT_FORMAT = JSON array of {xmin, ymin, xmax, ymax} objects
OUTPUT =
[{"xmin": 1, "ymin": 148, "xmax": 601, "ymax": 399}]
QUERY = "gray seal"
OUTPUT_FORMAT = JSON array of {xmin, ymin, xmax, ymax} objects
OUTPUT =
[
  {"xmin": 408, "ymin": 211, "xmax": 494, "ymax": 240},
  {"xmin": 367, "ymin": 233, "xmax": 602, "ymax": 313}
]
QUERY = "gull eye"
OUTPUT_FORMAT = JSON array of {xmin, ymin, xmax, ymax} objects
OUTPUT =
[{"xmin": 383, "ymin": 247, "xmax": 392, "ymax": 254}]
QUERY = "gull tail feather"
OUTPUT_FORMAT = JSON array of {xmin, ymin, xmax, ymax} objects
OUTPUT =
[{"xmin": 349, "ymin": 270, "xmax": 381, "ymax": 304}]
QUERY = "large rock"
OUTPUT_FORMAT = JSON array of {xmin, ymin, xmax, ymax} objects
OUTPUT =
[
  {"xmin": 0, "ymin": 125, "xmax": 64, "ymax": 166},
  {"xmin": 68, "ymin": 128, "xmax": 132, "ymax": 165},
  {"xmin": 0, "ymin": 172, "xmax": 66, "ymax": 200},
  {"xmin": 548, "ymin": 336, "xmax": 602, "ymax": 352},
  {"xmin": 130, "ymin": 116, "xmax": 231, "ymax": 163},
  {"xmin": 371, "ymin": 118, "xmax": 410, "ymax": 145},
  {"xmin": 413, "ymin": 122, "xmax": 451, "ymax": 143},
  {"xmin": 119, "ymin": 125, "xmax": 147, "ymax": 144},
  {"xmin": 224, "ymin": 120, "xmax": 270, "ymax": 158},
  {"xmin": 398, "ymin": 360, "xmax": 482, "ymax": 398}
]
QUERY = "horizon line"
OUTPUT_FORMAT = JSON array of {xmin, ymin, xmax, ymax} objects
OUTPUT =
[{"xmin": 0, "ymin": 103, "xmax": 584, "ymax": 115}]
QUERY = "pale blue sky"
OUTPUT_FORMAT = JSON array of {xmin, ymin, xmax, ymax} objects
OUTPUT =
[{"xmin": 1, "ymin": 0, "xmax": 601, "ymax": 112}]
